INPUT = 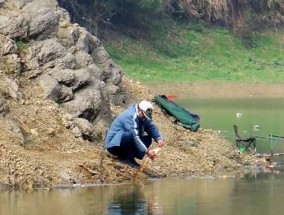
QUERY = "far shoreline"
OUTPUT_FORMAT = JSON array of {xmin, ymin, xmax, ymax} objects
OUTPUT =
[{"xmin": 148, "ymin": 82, "xmax": 284, "ymax": 99}]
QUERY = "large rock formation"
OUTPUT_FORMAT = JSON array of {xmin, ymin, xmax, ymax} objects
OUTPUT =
[{"xmin": 0, "ymin": 0, "xmax": 125, "ymax": 141}]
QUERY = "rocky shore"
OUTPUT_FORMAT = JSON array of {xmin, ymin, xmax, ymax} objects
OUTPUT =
[{"xmin": 0, "ymin": 75, "xmax": 262, "ymax": 191}]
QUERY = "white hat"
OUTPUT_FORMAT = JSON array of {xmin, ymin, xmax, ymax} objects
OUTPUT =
[{"xmin": 138, "ymin": 101, "xmax": 153, "ymax": 120}]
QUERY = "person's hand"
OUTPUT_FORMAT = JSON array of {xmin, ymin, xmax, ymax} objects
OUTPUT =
[
  {"xmin": 157, "ymin": 139, "xmax": 165, "ymax": 148},
  {"xmin": 146, "ymin": 149, "xmax": 158, "ymax": 159}
]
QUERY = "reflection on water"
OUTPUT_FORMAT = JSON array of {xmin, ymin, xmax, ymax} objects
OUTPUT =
[
  {"xmin": 2, "ymin": 169, "xmax": 284, "ymax": 215},
  {"xmin": 107, "ymin": 184, "xmax": 162, "ymax": 215}
]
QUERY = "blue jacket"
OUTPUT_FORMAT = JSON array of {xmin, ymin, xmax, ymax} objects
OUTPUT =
[{"xmin": 104, "ymin": 104, "xmax": 163, "ymax": 153}]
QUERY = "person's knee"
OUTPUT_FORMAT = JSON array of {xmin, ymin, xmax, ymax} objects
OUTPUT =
[{"xmin": 121, "ymin": 131, "xmax": 134, "ymax": 144}]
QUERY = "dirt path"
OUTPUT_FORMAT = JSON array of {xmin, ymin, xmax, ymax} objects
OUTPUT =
[{"xmin": 149, "ymin": 82, "xmax": 284, "ymax": 98}]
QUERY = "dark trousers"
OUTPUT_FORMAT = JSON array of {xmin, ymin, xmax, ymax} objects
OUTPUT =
[{"xmin": 107, "ymin": 131, "xmax": 152, "ymax": 160}]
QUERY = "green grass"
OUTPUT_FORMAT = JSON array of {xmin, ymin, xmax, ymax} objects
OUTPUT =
[{"xmin": 104, "ymin": 22, "xmax": 284, "ymax": 85}]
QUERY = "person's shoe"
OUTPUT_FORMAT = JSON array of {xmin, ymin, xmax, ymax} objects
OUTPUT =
[
  {"xmin": 119, "ymin": 158, "xmax": 140, "ymax": 168},
  {"xmin": 130, "ymin": 158, "xmax": 141, "ymax": 167},
  {"xmin": 105, "ymin": 149, "xmax": 118, "ymax": 159}
]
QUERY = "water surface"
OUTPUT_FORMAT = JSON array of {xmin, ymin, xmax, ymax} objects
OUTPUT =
[
  {"xmin": 176, "ymin": 98, "xmax": 284, "ymax": 154},
  {"xmin": 1, "ymin": 172, "xmax": 284, "ymax": 215}
]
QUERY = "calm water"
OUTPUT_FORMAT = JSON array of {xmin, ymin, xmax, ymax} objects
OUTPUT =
[
  {"xmin": 1, "ymin": 173, "xmax": 284, "ymax": 215},
  {"xmin": 1, "ymin": 98, "xmax": 284, "ymax": 215},
  {"xmin": 177, "ymin": 98, "xmax": 284, "ymax": 154}
]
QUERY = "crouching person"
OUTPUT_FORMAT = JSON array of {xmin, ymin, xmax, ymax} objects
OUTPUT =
[{"xmin": 104, "ymin": 100, "xmax": 165, "ymax": 168}]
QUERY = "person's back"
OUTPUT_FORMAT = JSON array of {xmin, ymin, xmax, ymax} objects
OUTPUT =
[{"xmin": 104, "ymin": 105, "xmax": 137, "ymax": 149}]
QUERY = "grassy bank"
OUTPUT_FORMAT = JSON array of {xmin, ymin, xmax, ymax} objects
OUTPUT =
[{"xmin": 104, "ymin": 22, "xmax": 284, "ymax": 85}]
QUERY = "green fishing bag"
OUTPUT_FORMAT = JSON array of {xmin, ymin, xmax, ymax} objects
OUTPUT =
[{"xmin": 153, "ymin": 95, "xmax": 200, "ymax": 132}]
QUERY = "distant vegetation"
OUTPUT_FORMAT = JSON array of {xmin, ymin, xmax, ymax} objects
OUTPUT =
[
  {"xmin": 104, "ymin": 22, "xmax": 284, "ymax": 84},
  {"xmin": 58, "ymin": 0, "xmax": 284, "ymax": 39},
  {"xmin": 57, "ymin": 0, "xmax": 284, "ymax": 84}
]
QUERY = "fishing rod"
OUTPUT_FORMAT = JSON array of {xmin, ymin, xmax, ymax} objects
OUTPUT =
[
  {"xmin": 255, "ymin": 135, "xmax": 284, "ymax": 142},
  {"xmin": 269, "ymin": 134, "xmax": 284, "ymax": 139}
]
